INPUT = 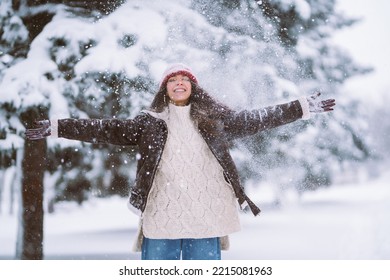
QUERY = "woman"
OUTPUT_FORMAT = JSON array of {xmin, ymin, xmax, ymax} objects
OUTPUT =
[{"xmin": 26, "ymin": 63, "xmax": 335, "ymax": 260}]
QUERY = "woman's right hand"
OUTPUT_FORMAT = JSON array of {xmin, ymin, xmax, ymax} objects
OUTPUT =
[{"xmin": 25, "ymin": 120, "xmax": 51, "ymax": 140}]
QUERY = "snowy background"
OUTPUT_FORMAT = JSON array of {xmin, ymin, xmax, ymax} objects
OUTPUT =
[
  {"xmin": 1, "ymin": 0, "xmax": 390, "ymax": 260},
  {"xmin": 334, "ymin": 0, "xmax": 390, "ymax": 103}
]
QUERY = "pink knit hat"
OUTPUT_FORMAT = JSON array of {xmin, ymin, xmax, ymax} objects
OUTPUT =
[{"xmin": 159, "ymin": 63, "xmax": 198, "ymax": 90}]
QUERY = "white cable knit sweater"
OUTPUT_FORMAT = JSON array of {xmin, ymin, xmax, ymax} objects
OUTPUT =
[{"xmin": 140, "ymin": 103, "xmax": 241, "ymax": 242}]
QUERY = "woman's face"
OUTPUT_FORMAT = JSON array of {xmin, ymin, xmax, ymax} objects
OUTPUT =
[{"xmin": 166, "ymin": 74, "xmax": 192, "ymax": 106}]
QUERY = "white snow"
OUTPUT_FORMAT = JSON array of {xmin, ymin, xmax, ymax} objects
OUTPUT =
[
  {"xmin": 1, "ymin": 170, "xmax": 389, "ymax": 260},
  {"xmin": 333, "ymin": 0, "xmax": 390, "ymax": 105},
  {"xmin": 273, "ymin": 0, "xmax": 311, "ymax": 20}
]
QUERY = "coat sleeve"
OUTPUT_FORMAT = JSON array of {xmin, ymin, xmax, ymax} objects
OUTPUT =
[
  {"xmin": 223, "ymin": 99, "xmax": 306, "ymax": 140},
  {"xmin": 56, "ymin": 115, "xmax": 146, "ymax": 146}
]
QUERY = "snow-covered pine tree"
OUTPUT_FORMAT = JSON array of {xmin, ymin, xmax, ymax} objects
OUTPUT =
[
  {"xmin": 0, "ymin": 0, "xmax": 128, "ymax": 260},
  {"xmin": 0, "ymin": 0, "xmax": 47, "ymax": 260},
  {"xmin": 191, "ymin": 0, "xmax": 372, "ymax": 197}
]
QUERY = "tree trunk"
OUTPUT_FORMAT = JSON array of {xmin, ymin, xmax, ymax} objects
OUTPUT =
[{"xmin": 16, "ymin": 107, "xmax": 48, "ymax": 260}]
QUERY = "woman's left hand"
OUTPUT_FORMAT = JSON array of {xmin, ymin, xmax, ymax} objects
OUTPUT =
[{"xmin": 307, "ymin": 92, "xmax": 336, "ymax": 113}]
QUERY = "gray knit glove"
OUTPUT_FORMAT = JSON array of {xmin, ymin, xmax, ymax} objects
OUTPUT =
[
  {"xmin": 25, "ymin": 120, "xmax": 51, "ymax": 140},
  {"xmin": 307, "ymin": 92, "xmax": 336, "ymax": 113}
]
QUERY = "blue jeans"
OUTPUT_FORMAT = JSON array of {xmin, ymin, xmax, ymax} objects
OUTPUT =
[{"xmin": 141, "ymin": 237, "xmax": 221, "ymax": 260}]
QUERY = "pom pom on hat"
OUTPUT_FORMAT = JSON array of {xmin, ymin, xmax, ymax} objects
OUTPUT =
[{"xmin": 159, "ymin": 63, "xmax": 198, "ymax": 90}]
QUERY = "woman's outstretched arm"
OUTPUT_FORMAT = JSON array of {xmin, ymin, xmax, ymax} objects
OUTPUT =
[
  {"xmin": 25, "ymin": 116, "xmax": 146, "ymax": 146},
  {"xmin": 223, "ymin": 92, "xmax": 336, "ymax": 139}
]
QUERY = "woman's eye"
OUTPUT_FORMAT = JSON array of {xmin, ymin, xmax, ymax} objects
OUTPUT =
[{"xmin": 167, "ymin": 76, "xmax": 190, "ymax": 83}]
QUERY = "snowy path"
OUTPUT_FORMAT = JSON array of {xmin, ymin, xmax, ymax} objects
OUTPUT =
[
  {"xmin": 226, "ymin": 180, "xmax": 390, "ymax": 259},
  {"xmin": 1, "ymin": 173, "xmax": 390, "ymax": 260}
]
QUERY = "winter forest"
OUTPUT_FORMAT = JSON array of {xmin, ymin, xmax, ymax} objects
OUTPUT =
[{"xmin": 0, "ymin": 0, "xmax": 389, "ymax": 261}]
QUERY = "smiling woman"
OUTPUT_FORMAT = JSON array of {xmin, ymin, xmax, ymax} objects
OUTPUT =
[
  {"xmin": 166, "ymin": 75, "xmax": 192, "ymax": 106},
  {"xmin": 158, "ymin": 64, "xmax": 198, "ymax": 106},
  {"xmin": 25, "ymin": 62, "xmax": 335, "ymax": 260}
]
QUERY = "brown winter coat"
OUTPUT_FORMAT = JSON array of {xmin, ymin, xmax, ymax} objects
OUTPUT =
[{"xmin": 57, "ymin": 100, "xmax": 304, "ymax": 216}]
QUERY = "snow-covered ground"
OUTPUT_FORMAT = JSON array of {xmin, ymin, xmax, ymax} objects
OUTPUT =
[{"xmin": 1, "ymin": 170, "xmax": 389, "ymax": 260}]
